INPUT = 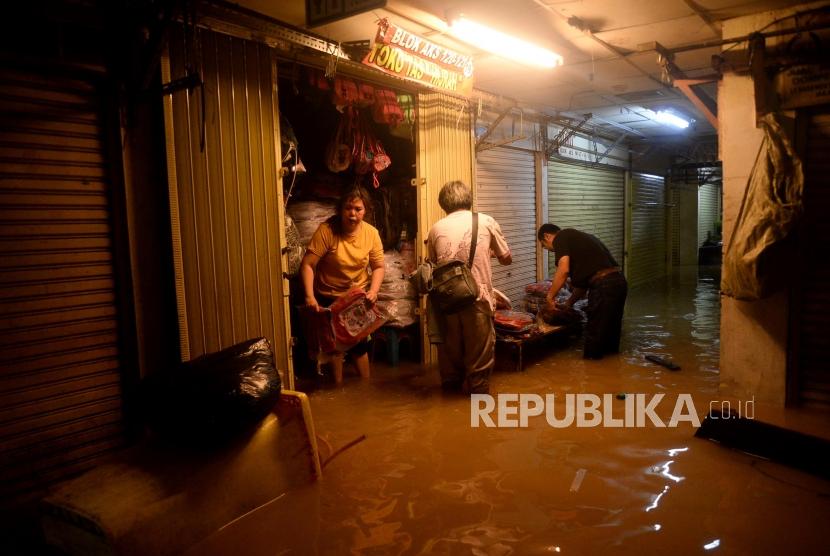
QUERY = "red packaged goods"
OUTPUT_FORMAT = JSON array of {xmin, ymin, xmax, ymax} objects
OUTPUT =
[
  {"xmin": 332, "ymin": 77, "xmax": 359, "ymax": 106},
  {"xmin": 372, "ymin": 88, "xmax": 404, "ymax": 125},
  {"xmin": 494, "ymin": 310, "xmax": 536, "ymax": 331},
  {"xmin": 525, "ymin": 280, "xmax": 552, "ymax": 296},
  {"xmin": 358, "ymin": 82, "xmax": 376, "ymax": 106},
  {"xmin": 329, "ymin": 288, "xmax": 390, "ymax": 351}
]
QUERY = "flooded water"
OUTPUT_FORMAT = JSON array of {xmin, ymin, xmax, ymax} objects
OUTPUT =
[{"xmin": 189, "ymin": 266, "xmax": 830, "ymax": 555}]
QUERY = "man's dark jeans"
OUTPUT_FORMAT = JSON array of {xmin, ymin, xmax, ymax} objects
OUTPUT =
[{"xmin": 584, "ymin": 273, "xmax": 628, "ymax": 359}]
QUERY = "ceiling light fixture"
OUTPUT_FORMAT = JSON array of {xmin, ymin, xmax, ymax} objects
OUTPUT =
[
  {"xmin": 447, "ymin": 15, "xmax": 563, "ymax": 69},
  {"xmin": 655, "ymin": 110, "xmax": 690, "ymax": 129},
  {"xmin": 642, "ymin": 108, "xmax": 690, "ymax": 129}
]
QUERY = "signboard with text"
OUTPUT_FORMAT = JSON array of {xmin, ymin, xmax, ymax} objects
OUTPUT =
[
  {"xmin": 361, "ymin": 19, "xmax": 474, "ymax": 96},
  {"xmin": 774, "ymin": 64, "xmax": 830, "ymax": 110}
]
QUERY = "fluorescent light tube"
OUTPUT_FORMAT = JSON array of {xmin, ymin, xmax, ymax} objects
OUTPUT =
[{"xmin": 449, "ymin": 16, "xmax": 563, "ymax": 68}]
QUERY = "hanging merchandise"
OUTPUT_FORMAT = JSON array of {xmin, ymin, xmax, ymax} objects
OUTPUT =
[
  {"xmin": 307, "ymin": 67, "xmax": 330, "ymax": 90},
  {"xmin": 332, "ymin": 77, "xmax": 359, "ymax": 107},
  {"xmin": 397, "ymin": 94, "xmax": 415, "ymax": 124},
  {"xmin": 351, "ymin": 109, "xmax": 392, "ymax": 187},
  {"xmin": 326, "ymin": 109, "xmax": 352, "ymax": 173},
  {"xmin": 358, "ymin": 83, "xmax": 376, "ymax": 107},
  {"xmin": 373, "ymin": 88, "xmax": 404, "ymax": 125}
]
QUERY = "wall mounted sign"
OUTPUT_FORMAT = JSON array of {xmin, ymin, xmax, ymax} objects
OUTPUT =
[
  {"xmin": 774, "ymin": 64, "xmax": 830, "ymax": 109},
  {"xmin": 362, "ymin": 19, "xmax": 474, "ymax": 96},
  {"xmin": 306, "ymin": 0, "xmax": 386, "ymax": 27}
]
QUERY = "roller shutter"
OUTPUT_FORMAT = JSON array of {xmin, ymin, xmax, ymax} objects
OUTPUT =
[
  {"xmin": 669, "ymin": 171, "xmax": 699, "ymax": 266},
  {"xmin": 162, "ymin": 27, "xmax": 292, "ymax": 383},
  {"xmin": 546, "ymin": 161, "xmax": 624, "ymax": 276},
  {"xmin": 697, "ymin": 183, "xmax": 721, "ymax": 247},
  {"xmin": 0, "ymin": 62, "xmax": 128, "ymax": 501},
  {"xmin": 628, "ymin": 173, "xmax": 667, "ymax": 287},
  {"xmin": 416, "ymin": 92, "xmax": 474, "ymax": 365},
  {"xmin": 794, "ymin": 110, "xmax": 830, "ymax": 410},
  {"xmin": 476, "ymin": 147, "xmax": 537, "ymax": 306}
]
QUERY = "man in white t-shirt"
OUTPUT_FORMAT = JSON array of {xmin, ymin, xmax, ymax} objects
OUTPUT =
[{"xmin": 427, "ymin": 181, "xmax": 512, "ymax": 394}]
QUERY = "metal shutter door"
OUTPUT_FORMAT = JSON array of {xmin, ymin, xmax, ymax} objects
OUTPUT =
[
  {"xmin": 629, "ymin": 173, "xmax": 667, "ymax": 287},
  {"xmin": 795, "ymin": 110, "xmax": 830, "ymax": 410},
  {"xmin": 476, "ymin": 147, "xmax": 537, "ymax": 305},
  {"xmin": 697, "ymin": 183, "xmax": 720, "ymax": 247},
  {"xmin": 162, "ymin": 28, "xmax": 292, "ymax": 381},
  {"xmin": 416, "ymin": 92, "xmax": 474, "ymax": 365},
  {"xmin": 546, "ymin": 161, "xmax": 624, "ymax": 276},
  {"xmin": 669, "ymin": 173, "xmax": 699, "ymax": 266},
  {"xmin": 0, "ymin": 63, "xmax": 127, "ymax": 500}
]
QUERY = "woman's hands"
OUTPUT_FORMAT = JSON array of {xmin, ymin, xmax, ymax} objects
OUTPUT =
[{"xmin": 305, "ymin": 295, "xmax": 320, "ymax": 312}]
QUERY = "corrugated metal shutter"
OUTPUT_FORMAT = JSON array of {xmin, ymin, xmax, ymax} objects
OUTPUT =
[
  {"xmin": 476, "ymin": 147, "xmax": 536, "ymax": 305},
  {"xmin": 0, "ymin": 63, "xmax": 127, "ymax": 500},
  {"xmin": 697, "ymin": 183, "xmax": 720, "ymax": 247},
  {"xmin": 162, "ymin": 27, "xmax": 293, "ymax": 385},
  {"xmin": 669, "ymin": 173, "xmax": 699, "ymax": 266},
  {"xmin": 628, "ymin": 173, "xmax": 667, "ymax": 287},
  {"xmin": 795, "ymin": 110, "xmax": 830, "ymax": 410},
  {"xmin": 416, "ymin": 91, "xmax": 473, "ymax": 364},
  {"xmin": 546, "ymin": 161, "xmax": 624, "ymax": 276}
]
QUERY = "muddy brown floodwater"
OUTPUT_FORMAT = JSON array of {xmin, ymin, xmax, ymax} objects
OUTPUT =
[{"xmin": 190, "ymin": 266, "xmax": 830, "ymax": 555}]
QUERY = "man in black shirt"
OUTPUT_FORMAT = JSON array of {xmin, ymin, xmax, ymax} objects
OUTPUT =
[{"xmin": 537, "ymin": 223, "xmax": 628, "ymax": 359}]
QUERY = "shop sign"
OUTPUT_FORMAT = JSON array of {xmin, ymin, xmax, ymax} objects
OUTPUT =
[
  {"xmin": 557, "ymin": 146, "xmax": 593, "ymax": 162},
  {"xmin": 774, "ymin": 64, "xmax": 830, "ymax": 109},
  {"xmin": 362, "ymin": 19, "xmax": 474, "ymax": 96}
]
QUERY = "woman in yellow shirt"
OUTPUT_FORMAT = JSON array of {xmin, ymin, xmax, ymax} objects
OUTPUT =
[{"xmin": 300, "ymin": 188, "xmax": 385, "ymax": 383}]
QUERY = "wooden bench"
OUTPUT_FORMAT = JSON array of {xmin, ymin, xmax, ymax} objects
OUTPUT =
[{"xmin": 496, "ymin": 322, "xmax": 572, "ymax": 372}]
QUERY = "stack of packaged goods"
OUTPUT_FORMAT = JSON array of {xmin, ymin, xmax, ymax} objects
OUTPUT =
[
  {"xmin": 286, "ymin": 200, "xmax": 337, "ymax": 246},
  {"xmin": 376, "ymin": 243, "xmax": 418, "ymax": 328},
  {"xmin": 522, "ymin": 280, "xmax": 552, "ymax": 315}
]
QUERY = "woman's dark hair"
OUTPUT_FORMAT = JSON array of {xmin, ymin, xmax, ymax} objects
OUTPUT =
[
  {"xmin": 326, "ymin": 187, "xmax": 372, "ymax": 236},
  {"xmin": 537, "ymin": 223, "xmax": 561, "ymax": 240}
]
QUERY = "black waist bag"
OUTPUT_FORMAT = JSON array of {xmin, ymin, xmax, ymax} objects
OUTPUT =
[{"xmin": 430, "ymin": 212, "xmax": 479, "ymax": 314}]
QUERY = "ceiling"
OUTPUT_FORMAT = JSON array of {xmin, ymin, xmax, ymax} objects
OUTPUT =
[{"xmin": 236, "ymin": 0, "xmax": 811, "ymax": 145}]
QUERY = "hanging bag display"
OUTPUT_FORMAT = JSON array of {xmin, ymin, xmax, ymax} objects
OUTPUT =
[
  {"xmin": 430, "ymin": 212, "xmax": 480, "ymax": 313},
  {"xmin": 325, "ymin": 109, "xmax": 352, "ymax": 173}
]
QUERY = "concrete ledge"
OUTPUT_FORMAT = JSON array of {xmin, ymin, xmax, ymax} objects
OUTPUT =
[{"xmin": 40, "ymin": 390, "xmax": 320, "ymax": 556}]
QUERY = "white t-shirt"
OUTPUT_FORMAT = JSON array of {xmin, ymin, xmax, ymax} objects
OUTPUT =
[{"xmin": 427, "ymin": 210, "xmax": 511, "ymax": 311}]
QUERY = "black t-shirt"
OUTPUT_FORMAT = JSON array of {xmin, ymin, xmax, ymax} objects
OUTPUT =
[{"xmin": 552, "ymin": 228, "xmax": 618, "ymax": 288}]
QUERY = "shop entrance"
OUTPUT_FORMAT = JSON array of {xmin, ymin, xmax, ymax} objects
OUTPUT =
[{"xmin": 276, "ymin": 65, "xmax": 420, "ymax": 378}]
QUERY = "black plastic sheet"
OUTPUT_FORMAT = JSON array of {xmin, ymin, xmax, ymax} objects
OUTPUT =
[{"xmin": 141, "ymin": 337, "xmax": 282, "ymax": 445}]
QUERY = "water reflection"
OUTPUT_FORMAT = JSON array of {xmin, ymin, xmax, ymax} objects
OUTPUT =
[
  {"xmin": 190, "ymin": 266, "xmax": 830, "ymax": 556},
  {"xmin": 623, "ymin": 265, "xmax": 721, "ymax": 374}
]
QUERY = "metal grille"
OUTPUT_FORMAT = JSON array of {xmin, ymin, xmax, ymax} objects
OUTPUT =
[
  {"xmin": 0, "ymin": 63, "xmax": 126, "ymax": 501},
  {"xmin": 476, "ymin": 147, "xmax": 537, "ymax": 306},
  {"xmin": 546, "ymin": 161, "xmax": 624, "ymax": 276},
  {"xmin": 628, "ymin": 172, "xmax": 667, "ymax": 287}
]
